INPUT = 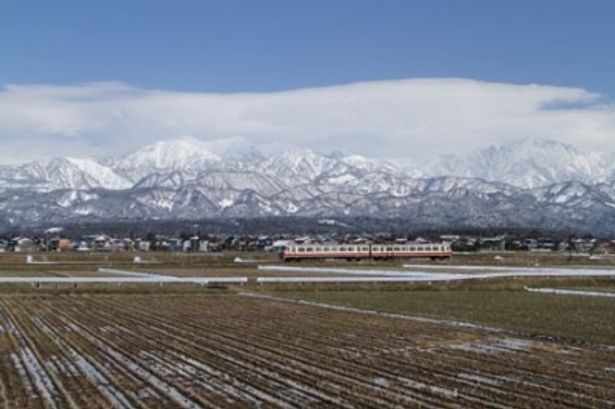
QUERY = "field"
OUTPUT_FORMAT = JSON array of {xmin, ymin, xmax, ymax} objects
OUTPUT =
[
  {"xmin": 1, "ymin": 292, "xmax": 614, "ymax": 408},
  {"xmin": 0, "ymin": 251, "xmax": 614, "ymax": 407},
  {"xmin": 271, "ymin": 285, "xmax": 615, "ymax": 344}
]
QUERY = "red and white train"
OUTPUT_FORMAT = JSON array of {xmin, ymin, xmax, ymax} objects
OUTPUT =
[{"xmin": 282, "ymin": 242, "xmax": 452, "ymax": 261}]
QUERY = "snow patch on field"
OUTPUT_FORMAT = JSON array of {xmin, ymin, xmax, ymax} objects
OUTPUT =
[
  {"xmin": 259, "ymin": 264, "xmax": 615, "ymax": 283},
  {"xmin": 258, "ymin": 265, "xmax": 464, "ymax": 279},
  {"xmin": 526, "ymin": 287, "xmax": 615, "ymax": 298},
  {"xmin": 450, "ymin": 337, "xmax": 534, "ymax": 354},
  {"xmin": 19, "ymin": 347, "xmax": 60, "ymax": 408}
]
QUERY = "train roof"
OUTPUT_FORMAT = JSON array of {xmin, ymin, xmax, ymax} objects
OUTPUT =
[{"xmin": 288, "ymin": 241, "xmax": 446, "ymax": 246}]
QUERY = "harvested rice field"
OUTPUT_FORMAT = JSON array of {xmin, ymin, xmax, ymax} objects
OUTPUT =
[{"xmin": 0, "ymin": 292, "xmax": 614, "ymax": 408}]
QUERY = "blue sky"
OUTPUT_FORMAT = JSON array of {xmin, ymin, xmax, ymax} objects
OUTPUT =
[
  {"xmin": 2, "ymin": 0, "xmax": 614, "ymax": 95},
  {"xmin": 1, "ymin": 0, "xmax": 615, "ymax": 162}
]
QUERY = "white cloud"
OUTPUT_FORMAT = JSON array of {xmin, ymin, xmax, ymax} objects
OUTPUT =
[{"xmin": 0, "ymin": 78, "xmax": 614, "ymax": 163}]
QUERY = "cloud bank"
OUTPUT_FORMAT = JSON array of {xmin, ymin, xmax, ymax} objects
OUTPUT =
[{"xmin": 0, "ymin": 78, "xmax": 614, "ymax": 163}]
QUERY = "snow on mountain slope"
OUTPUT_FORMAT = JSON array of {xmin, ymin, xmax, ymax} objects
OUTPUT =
[
  {"xmin": 193, "ymin": 171, "xmax": 288, "ymax": 196},
  {"xmin": 28, "ymin": 157, "xmax": 131, "ymax": 191},
  {"xmin": 423, "ymin": 138, "xmax": 612, "ymax": 188},
  {"xmin": 340, "ymin": 154, "xmax": 400, "ymax": 175},
  {"xmin": 532, "ymin": 180, "xmax": 615, "ymax": 209},
  {"xmin": 256, "ymin": 147, "xmax": 343, "ymax": 182},
  {"xmin": 0, "ymin": 162, "xmax": 47, "ymax": 191},
  {"xmin": 60, "ymin": 157, "xmax": 132, "ymax": 190},
  {"xmin": 200, "ymin": 136, "xmax": 265, "ymax": 161},
  {"xmin": 117, "ymin": 137, "xmax": 222, "ymax": 178},
  {"xmin": 2, "ymin": 136, "xmax": 615, "ymax": 232}
]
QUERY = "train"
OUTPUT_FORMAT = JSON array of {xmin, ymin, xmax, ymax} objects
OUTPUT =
[{"xmin": 281, "ymin": 242, "xmax": 452, "ymax": 261}]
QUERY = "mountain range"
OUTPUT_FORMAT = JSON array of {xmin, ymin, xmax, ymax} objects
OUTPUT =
[{"xmin": 1, "ymin": 136, "xmax": 615, "ymax": 233}]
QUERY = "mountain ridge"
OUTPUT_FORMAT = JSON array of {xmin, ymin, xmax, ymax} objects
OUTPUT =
[{"xmin": 1, "ymin": 137, "xmax": 614, "ymax": 232}]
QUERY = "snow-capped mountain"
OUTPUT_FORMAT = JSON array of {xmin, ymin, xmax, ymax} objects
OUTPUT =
[
  {"xmin": 45, "ymin": 157, "xmax": 132, "ymax": 191},
  {"xmin": 422, "ymin": 138, "xmax": 613, "ymax": 188},
  {"xmin": 2, "ymin": 136, "xmax": 615, "ymax": 233},
  {"xmin": 0, "ymin": 157, "xmax": 131, "ymax": 192},
  {"xmin": 115, "ymin": 137, "xmax": 223, "ymax": 181}
]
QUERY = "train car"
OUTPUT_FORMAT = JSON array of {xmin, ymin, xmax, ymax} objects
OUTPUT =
[{"xmin": 281, "ymin": 242, "xmax": 452, "ymax": 261}]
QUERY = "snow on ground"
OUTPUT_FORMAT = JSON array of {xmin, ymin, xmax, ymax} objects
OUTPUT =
[
  {"xmin": 526, "ymin": 287, "xmax": 615, "ymax": 298},
  {"xmin": 403, "ymin": 264, "xmax": 615, "ymax": 272},
  {"xmin": 257, "ymin": 276, "xmax": 462, "ymax": 284},
  {"xmin": 258, "ymin": 264, "xmax": 615, "ymax": 283},
  {"xmin": 97, "ymin": 267, "xmax": 174, "ymax": 279},
  {"xmin": 258, "ymin": 265, "xmax": 464, "ymax": 278},
  {"xmin": 0, "ymin": 275, "xmax": 247, "ymax": 285}
]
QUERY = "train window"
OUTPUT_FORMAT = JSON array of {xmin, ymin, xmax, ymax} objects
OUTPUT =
[
  {"xmin": 411, "ymin": 246, "xmax": 416, "ymax": 251},
  {"xmin": 401, "ymin": 246, "xmax": 407, "ymax": 251},
  {"xmin": 393, "ymin": 247, "xmax": 400, "ymax": 251},
  {"xmin": 386, "ymin": 247, "xmax": 393, "ymax": 251},
  {"xmin": 298, "ymin": 248, "xmax": 305, "ymax": 252},
  {"xmin": 323, "ymin": 246, "xmax": 329, "ymax": 251},
  {"xmin": 306, "ymin": 247, "xmax": 313, "ymax": 252},
  {"xmin": 314, "ymin": 247, "xmax": 321, "ymax": 252},
  {"xmin": 339, "ymin": 247, "xmax": 346, "ymax": 251},
  {"xmin": 362, "ymin": 246, "xmax": 369, "ymax": 251}
]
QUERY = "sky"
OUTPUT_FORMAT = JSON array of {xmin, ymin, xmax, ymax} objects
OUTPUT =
[{"xmin": 1, "ymin": 0, "xmax": 615, "ymax": 162}]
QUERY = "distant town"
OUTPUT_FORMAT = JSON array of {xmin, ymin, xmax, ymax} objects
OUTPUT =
[{"xmin": 1, "ymin": 227, "xmax": 612, "ymax": 256}]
